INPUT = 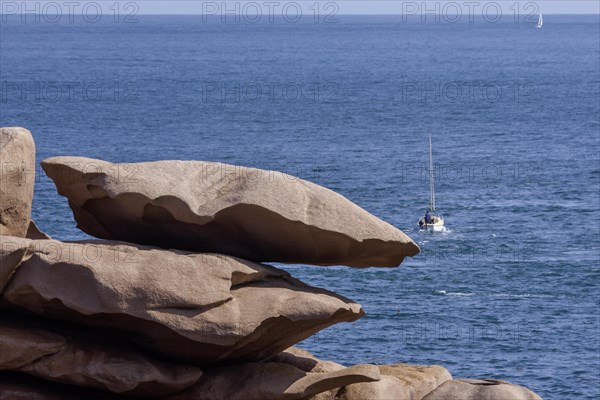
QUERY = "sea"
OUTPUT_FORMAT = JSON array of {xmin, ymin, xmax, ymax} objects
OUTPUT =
[{"xmin": 1, "ymin": 12, "xmax": 599, "ymax": 400}]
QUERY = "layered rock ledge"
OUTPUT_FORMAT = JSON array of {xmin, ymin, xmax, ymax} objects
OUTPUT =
[
  {"xmin": 0, "ymin": 237, "xmax": 363, "ymax": 364},
  {"xmin": 0, "ymin": 313, "xmax": 203, "ymax": 396},
  {"xmin": 41, "ymin": 157, "xmax": 419, "ymax": 267}
]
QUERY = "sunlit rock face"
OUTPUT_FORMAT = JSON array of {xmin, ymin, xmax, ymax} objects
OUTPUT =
[
  {"xmin": 42, "ymin": 156, "xmax": 419, "ymax": 267},
  {"xmin": 0, "ymin": 127, "xmax": 36, "ymax": 238},
  {"xmin": 0, "ymin": 237, "xmax": 364, "ymax": 364}
]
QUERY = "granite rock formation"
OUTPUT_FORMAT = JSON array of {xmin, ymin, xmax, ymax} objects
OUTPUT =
[
  {"xmin": 422, "ymin": 379, "xmax": 544, "ymax": 400},
  {"xmin": 165, "ymin": 362, "xmax": 380, "ymax": 400},
  {"xmin": 0, "ymin": 127, "xmax": 35, "ymax": 238},
  {"xmin": 0, "ymin": 314, "xmax": 203, "ymax": 396},
  {"xmin": 0, "ymin": 237, "xmax": 363, "ymax": 364},
  {"xmin": 0, "ymin": 129, "xmax": 544, "ymax": 399},
  {"xmin": 42, "ymin": 157, "xmax": 419, "ymax": 267}
]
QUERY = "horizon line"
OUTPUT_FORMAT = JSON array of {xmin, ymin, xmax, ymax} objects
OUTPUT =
[{"xmin": 2, "ymin": 12, "xmax": 599, "ymax": 15}]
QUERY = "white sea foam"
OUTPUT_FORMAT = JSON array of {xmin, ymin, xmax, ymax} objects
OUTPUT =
[{"xmin": 434, "ymin": 290, "xmax": 475, "ymax": 297}]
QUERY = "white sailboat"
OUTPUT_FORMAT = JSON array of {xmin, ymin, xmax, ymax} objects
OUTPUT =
[
  {"xmin": 418, "ymin": 135, "xmax": 445, "ymax": 231},
  {"xmin": 536, "ymin": 13, "xmax": 543, "ymax": 28}
]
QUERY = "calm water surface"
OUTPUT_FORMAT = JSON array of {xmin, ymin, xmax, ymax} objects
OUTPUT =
[{"xmin": 1, "ymin": 15, "xmax": 599, "ymax": 399}]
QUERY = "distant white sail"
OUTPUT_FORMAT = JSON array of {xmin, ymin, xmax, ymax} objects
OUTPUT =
[{"xmin": 536, "ymin": 13, "xmax": 543, "ymax": 28}]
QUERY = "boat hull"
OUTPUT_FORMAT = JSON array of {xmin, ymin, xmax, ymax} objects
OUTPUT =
[{"xmin": 418, "ymin": 216, "xmax": 445, "ymax": 231}]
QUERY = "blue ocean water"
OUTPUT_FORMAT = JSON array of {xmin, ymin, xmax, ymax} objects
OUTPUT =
[{"xmin": 1, "ymin": 14, "xmax": 599, "ymax": 399}]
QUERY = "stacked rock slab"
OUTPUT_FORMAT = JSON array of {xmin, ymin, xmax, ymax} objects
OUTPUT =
[
  {"xmin": 0, "ymin": 372, "xmax": 119, "ymax": 400},
  {"xmin": 0, "ymin": 237, "xmax": 364, "ymax": 364},
  {"xmin": 165, "ymin": 363, "xmax": 380, "ymax": 400},
  {"xmin": 273, "ymin": 348, "xmax": 453, "ymax": 400},
  {"xmin": 0, "ymin": 127, "xmax": 35, "ymax": 238},
  {"xmin": 337, "ymin": 363, "xmax": 453, "ymax": 400},
  {"xmin": 422, "ymin": 379, "xmax": 544, "ymax": 400},
  {"xmin": 269, "ymin": 346, "xmax": 349, "ymax": 400},
  {"xmin": 41, "ymin": 157, "xmax": 420, "ymax": 267},
  {"xmin": 0, "ymin": 313, "xmax": 203, "ymax": 396}
]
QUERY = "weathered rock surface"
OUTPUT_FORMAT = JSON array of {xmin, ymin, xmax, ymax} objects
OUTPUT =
[
  {"xmin": 41, "ymin": 156, "xmax": 419, "ymax": 267},
  {"xmin": 422, "ymin": 379, "xmax": 543, "ymax": 400},
  {"xmin": 271, "ymin": 347, "xmax": 345, "ymax": 373},
  {"xmin": 378, "ymin": 363, "xmax": 452, "ymax": 399},
  {"xmin": 0, "ymin": 237, "xmax": 364, "ymax": 364},
  {"xmin": 336, "ymin": 374, "xmax": 406, "ymax": 400},
  {"xmin": 276, "ymin": 348, "xmax": 452, "ymax": 400},
  {"xmin": 0, "ymin": 127, "xmax": 35, "ymax": 238},
  {"xmin": 165, "ymin": 362, "xmax": 380, "ymax": 400},
  {"xmin": 0, "ymin": 372, "xmax": 120, "ymax": 400},
  {"xmin": 0, "ymin": 314, "xmax": 203, "ymax": 396},
  {"xmin": 338, "ymin": 363, "xmax": 452, "ymax": 400},
  {"xmin": 273, "ymin": 347, "xmax": 347, "ymax": 400}
]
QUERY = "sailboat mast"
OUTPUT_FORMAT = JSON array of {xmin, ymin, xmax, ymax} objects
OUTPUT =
[{"xmin": 429, "ymin": 135, "xmax": 435, "ymax": 211}]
